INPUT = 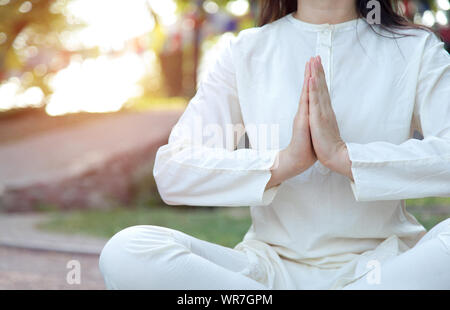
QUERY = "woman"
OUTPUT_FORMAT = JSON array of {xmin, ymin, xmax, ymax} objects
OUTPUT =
[{"xmin": 99, "ymin": 0, "xmax": 450, "ymax": 289}]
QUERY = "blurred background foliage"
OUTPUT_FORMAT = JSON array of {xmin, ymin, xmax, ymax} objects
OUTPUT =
[
  {"xmin": 0, "ymin": 0, "xmax": 261, "ymax": 116},
  {"xmin": 0, "ymin": 0, "xmax": 448, "ymax": 116}
]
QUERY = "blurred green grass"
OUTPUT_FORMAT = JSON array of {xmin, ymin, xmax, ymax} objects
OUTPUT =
[
  {"xmin": 37, "ymin": 206, "xmax": 252, "ymax": 248},
  {"xmin": 404, "ymin": 197, "xmax": 450, "ymax": 206},
  {"xmin": 37, "ymin": 198, "xmax": 450, "ymax": 248},
  {"xmin": 405, "ymin": 198, "xmax": 450, "ymax": 229},
  {"xmin": 410, "ymin": 213, "xmax": 449, "ymax": 230}
]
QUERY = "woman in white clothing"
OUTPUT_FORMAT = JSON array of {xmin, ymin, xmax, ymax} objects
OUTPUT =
[{"xmin": 99, "ymin": 0, "xmax": 450, "ymax": 290}]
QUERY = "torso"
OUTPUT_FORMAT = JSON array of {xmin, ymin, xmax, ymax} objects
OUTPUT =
[{"xmin": 230, "ymin": 13, "xmax": 429, "ymax": 266}]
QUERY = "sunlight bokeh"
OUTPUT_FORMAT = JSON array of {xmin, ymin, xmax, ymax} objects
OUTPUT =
[
  {"xmin": 0, "ymin": 0, "xmax": 447, "ymax": 116},
  {"xmin": 0, "ymin": 78, "xmax": 44, "ymax": 110},
  {"xmin": 0, "ymin": 0, "xmax": 181, "ymax": 115},
  {"xmin": 45, "ymin": 0, "xmax": 175, "ymax": 115},
  {"xmin": 65, "ymin": 0, "xmax": 155, "ymax": 52},
  {"xmin": 46, "ymin": 52, "xmax": 153, "ymax": 115}
]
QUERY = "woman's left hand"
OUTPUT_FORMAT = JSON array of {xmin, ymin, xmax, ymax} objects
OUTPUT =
[{"xmin": 308, "ymin": 56, "xmax": 354, "ymax": 181}]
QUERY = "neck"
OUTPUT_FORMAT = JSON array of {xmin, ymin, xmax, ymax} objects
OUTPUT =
[{"xmin": 295, "ymin": 0, "xmax": 358, "ymax": 24}]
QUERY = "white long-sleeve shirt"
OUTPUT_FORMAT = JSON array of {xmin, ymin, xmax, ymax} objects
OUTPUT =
[{"xmin": 153, "ymin": 13, "xmax": 450, "ymax": 289}]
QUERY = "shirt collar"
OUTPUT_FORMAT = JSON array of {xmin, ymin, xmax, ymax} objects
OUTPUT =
[{"xmin": 284, "ymin": 12, "xmax": 364, "ymax": 32}]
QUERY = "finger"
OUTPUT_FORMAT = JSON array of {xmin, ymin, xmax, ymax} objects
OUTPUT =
[
  {"xmin": 312, "ymin": 57, "xmax": 323, "ymax": 84},
  {"xmin": 304, "ymin": 59, "xmax": 311, "ymax": 104},
  {"xmin": 316, "ymin": 56, "xmax": 325, "ymax": 81},
  {"xmin": 308, "ymin": 76, "xmax": 319, "ymax": 106},
  {"xmin": 315, "ymin": 56, "xmax": 329, "ymax": 96},
  {"xmin": 305, "ymin": 58, "xmax": 311, "ymax": 80},
  {"xmin": 298, "ymin": 60, "xmax": 310, "ymax": 115},
  {"xmin": 317, "ymin": 56, "xmax": 324, "ymax": 74},
  {"xmin": 304, "ymin": 74, "xmax": 310, "ymax": 116},
  {"xmin": 310, "ymin": 57, "xmax": 318, "ymax": 79},
  {"xmin": 308, "ymin": 76, "xmax": 319, "ymax": 136},
  {"xmin": 301, "ymin": 60, "xmax": 309, "ymax": 100},
  {"xmin": 306, "ymin": 57, "xmax": 312, "ymax": 79}
]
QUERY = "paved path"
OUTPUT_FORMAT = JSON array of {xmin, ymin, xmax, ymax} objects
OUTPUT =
[
  {"xmin": 0, "ymin": 109, "xmax": 182, "ymax": 190},
  {"xmin": 0, "ymin": 213, "xmax": 108, "ymax": 254},
  {"xmin": 0, "ymin": 246, "xmax": 105, "ymax": 289},
  {"xmin": 0, "ymin": 109, "xmax": 183, "ymax": 289},
  {"xmin": 0, "ymin": 212, "xmax": 108, "ymax": 289}
]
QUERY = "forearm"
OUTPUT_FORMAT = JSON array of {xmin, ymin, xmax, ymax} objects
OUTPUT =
[
  {"xmin": 343, "ymin": 137, "xmax": 450, "ymax": 201},
  {"xmin": 154, "ymin": 142, "xmax": 281, "ymax": 206}
]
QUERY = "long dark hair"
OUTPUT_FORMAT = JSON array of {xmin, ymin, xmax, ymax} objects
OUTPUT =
[{"xmin": 257, "ymin": 0, "xmax": 434, "ymax": 38}]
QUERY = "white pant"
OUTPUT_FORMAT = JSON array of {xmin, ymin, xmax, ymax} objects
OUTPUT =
[{"xmin": 98, "ymin": 219, "xmax": 450, "ymax": 290}]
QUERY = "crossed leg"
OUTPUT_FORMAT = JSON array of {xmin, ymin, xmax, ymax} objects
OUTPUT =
[
  {"xmin": 99, "ymin": 219, "xmax": 450, "ymax": 290},
  {"xmin": 98, "ymin": 225, "xmax": 268, "ymax": 290},
  {"xmin": 343, "ymin": 218, "xmax": 450, "ymax": 289}
]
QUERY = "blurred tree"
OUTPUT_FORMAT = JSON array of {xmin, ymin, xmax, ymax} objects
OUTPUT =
[
  {"xmin": 0, "ymin": 0, "xmax": 86, "ymax": 96},
  {"xmin": 1, "ymin": 1, "xmax": 59, "ymax": 78},
  {"xmin": 168, "ymin": 0, "xmax": 259, "ymax": 97}
]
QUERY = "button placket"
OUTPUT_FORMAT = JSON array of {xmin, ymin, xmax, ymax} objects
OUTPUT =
[{"xmin": 317, "ymin": 26, "xmax": 332, "ymax": 92}]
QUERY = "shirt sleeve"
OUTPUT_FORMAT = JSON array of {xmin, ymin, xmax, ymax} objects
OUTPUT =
[
  {"xmin": 345, "ymin": 32, "xmax": 450, "ymax": 202},
  {"xmin": 153, "ymin": 35, "xmax": 281, "ymax": 207}
]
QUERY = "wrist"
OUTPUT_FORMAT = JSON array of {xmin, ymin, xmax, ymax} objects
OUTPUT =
[
  {"xmin": 326, "ymin": 141, "xmax": 354, "ymax": 181},
  {"xmin": 266, "ymin": 147, "xmax": 310, "ymax": 190}
]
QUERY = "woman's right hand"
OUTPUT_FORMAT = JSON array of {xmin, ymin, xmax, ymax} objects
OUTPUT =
[{"xmin": 266, "ymin": 59, "xmax": 317, "ymax": 189}]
